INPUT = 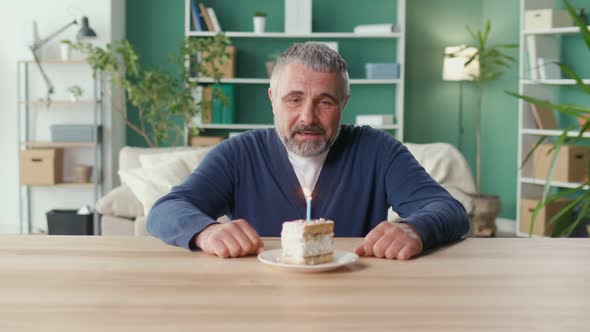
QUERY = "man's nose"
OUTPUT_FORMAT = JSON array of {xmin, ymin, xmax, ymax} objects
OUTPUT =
[{"xmin": 298, "ymin": 100, "xmax": 316, "ymax": 124}]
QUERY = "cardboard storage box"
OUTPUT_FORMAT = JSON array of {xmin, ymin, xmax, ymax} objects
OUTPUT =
[
  {"xmin": 21, "ymin": 149, "xmax": 63, "ymax": 185},
  {"xmin": 533, "ymin": 144, "xmax": 590, "ymax": 183},
  {"xmin": 200, "ymin": 46, "xmax": 236, "ymax": 79},
  {"xmin": 520, "ymin": 198, "xmax": 570, "ymax": 236},
  {"xmin": 525, "ymin": 9, "xmax": 573, "ymax": 30}
]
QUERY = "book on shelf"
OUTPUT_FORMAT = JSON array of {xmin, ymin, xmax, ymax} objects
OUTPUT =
[
  {"xmin": 525, "ymin": 35, "xmax": 559, "ymax": 80},
  {"xmin": 353, "ymin": 24, "xmax": 400, "ymax": 34},
  {"xmin": 207, "ymin": 8, "xmax": 222, "ymax": 32},
  {"xmin": 190, "ymin": 86, "xmax": 203, "ymax": 126},
  {"xmin": 530, "ymin": 103, "xmax": 558, "ymax": 130},
  {"xmin": 190, "ymin": 0, "xmax": 203, "ymax": 31},
  {"xmin": 198, "ymin": 3, "xmax": 215, "ymax": 32},
  {"xmin": 201, "ymin": 86, "xmax": 213, "ymax": 124}
]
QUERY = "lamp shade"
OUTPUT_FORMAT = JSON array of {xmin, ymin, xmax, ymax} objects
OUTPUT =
[
  {"xmin": 443, "ymin": 45, "xmax": 479, "ymax": 81},
  {"xmin": 77, "ymin": 16, "xmax": 97, "ymax": 39}
]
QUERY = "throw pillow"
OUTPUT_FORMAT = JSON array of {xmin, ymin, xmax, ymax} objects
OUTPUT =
[
  {"xmin": 119, "ymin": 159, "xmax": 191, "ymax": 216},
  {"xmin": 96, "ymin": 185, "xmax": 145, "ymax": 218}
]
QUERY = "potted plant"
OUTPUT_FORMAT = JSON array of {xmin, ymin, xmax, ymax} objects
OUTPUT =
[
  {"xmin": 64, "ymin": 34, "xmax": 232, "ymax": 147},
  {"xmin": 253, "ymin": 11, "xmax": 267, "ymax": 34},
  {"xmin": 463, "ymin": 20, "xmax": 518, "ymax": 236},
  {"xmin": 67, "ymin": 85, "xmax": 83, "ymax": 102},
  {"xmin": 508, "ymin": 0, "xmax": 590, "ymax": 237},
  {"xmin": 60, "ymin": 39, "xmax": 72, "ymax": 61}
]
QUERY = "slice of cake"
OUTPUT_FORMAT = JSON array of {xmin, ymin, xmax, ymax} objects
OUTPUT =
[{"xmin": 281, "ymin": 219, "xmax": 334, "ymax": 265}]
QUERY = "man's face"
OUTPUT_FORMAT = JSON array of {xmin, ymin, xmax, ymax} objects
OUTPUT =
[{"xmin": 268, "ymin": 63, "xmax": 349, "ymax": 157}]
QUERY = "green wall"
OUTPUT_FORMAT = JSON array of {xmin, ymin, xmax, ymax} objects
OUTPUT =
[{"xmin": 126, "ymin": 0, "xmax": 589, "ymax": 220}]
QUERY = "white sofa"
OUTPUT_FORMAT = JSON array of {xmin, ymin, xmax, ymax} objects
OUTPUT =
[{"xmin": 98, "ymin": 143, "xmax": 476, "ymax": 236}]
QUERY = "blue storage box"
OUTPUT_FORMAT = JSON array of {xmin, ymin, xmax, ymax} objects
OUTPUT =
[
  {"xmin": 50, "ymin": 124, "xmax": 102, "ymax": 142},
  {"xmin": 365, "ymin": 63, "xmax": 400, "ymax": 79}
]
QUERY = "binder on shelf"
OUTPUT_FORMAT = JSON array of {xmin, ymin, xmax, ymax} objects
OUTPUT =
[
  {"xmin": 285, "ymin": 0, "xmax": 311, "ymax": 34},
  {"xmin": 525, "ymin": 35, "xmax": 559, "ymax": 80},
  {"xmin": 190, "ymin": 0, "xmax": 203, "ymax": 31},
  {"xmin": 212, "ymin": 84, "xmax": 235, "ymax": 124},
  {"xmin": 530, "ymin": 103, "xmax": 558, "ymax": 129},
  {"xmin": 537, "ymin": 57, "xmax": 561, "ymax": 80},
  {"xmin": 199, "ymin": 3, "xmax": 215, "ymax": 32},
  {"xmin": 208, "ymin": 8, "xmax": 222, "ymax": 32}
]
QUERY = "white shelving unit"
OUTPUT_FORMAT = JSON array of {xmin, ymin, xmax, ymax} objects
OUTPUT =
[
  {"xmin": 187, "ymin": 31, "xmax": 402, "ymax": 39},
  {"xmin": 17, "ymin": 60, "xmax": 103, "ymax": 235},
  {"xmin": 184, "ymin": 0, "xmax": 406, "ymax": 140},
  {"xmin": 516, "ymin": 0, "xmax": 589, "ymax": 237}
]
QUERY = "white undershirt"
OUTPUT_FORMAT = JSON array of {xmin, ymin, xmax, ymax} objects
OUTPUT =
[{"xmin": 287, "ymin": 149, "xmax": 329, "ymax": 193}]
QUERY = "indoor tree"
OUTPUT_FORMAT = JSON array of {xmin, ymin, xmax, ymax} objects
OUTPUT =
[{"xmin": 65, "ymin": 33, "xmax": 231, "ymax": 147}]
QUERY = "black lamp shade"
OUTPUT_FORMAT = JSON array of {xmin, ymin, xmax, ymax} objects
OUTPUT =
[{"xmin": 77, "ymin": 16, "xmax": 97, "ymax": 39}]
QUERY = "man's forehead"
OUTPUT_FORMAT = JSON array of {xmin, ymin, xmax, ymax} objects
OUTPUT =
[{"xmin": 276, "ymin": 64, "xmax": 344, "ymax": 96}]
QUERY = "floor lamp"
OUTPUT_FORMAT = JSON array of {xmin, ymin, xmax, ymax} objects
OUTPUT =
[{"xmin": 442, "ymin": 45, "xmax": 479, "ymax": 152}]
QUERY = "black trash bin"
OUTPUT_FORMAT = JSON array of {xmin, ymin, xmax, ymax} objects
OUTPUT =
[{"xmin": 46, "ymin": 210, "xmax": 93, "ymax": 235}]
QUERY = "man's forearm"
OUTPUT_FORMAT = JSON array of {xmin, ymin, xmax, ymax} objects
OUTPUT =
[
  {"xmin": 400, "ymin": 199, "xmax": 469, "ymax": 251},
  {"xmin": 147, "ymin": 195, "xmax": 220, "ymax": 250}
]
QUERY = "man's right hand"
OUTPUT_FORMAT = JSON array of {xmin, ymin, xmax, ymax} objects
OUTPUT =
[{"xmin": 195, "ymin": 219, "xmax": 264, "ymax": 258}]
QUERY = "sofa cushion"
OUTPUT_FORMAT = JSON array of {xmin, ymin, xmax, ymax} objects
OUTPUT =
[
  {"xmin": 119, "ymin": 158, "xmax": 191, "ymax": 216},
  {"xmin": 96, "ymin": 185, "xmax": 145, "ymax": 218},
  {"xmin": 101, "ymin": 215, "xmax": 135, "ymax": 236},
  {"xmin": 138, "ymin": 147, "xmax": 214, "ymax": 171}
]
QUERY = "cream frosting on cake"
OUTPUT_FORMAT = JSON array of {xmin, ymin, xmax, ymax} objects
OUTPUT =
[{"xmin": 281, "ymin": 219, "xmax": 334, "ymax": 265}]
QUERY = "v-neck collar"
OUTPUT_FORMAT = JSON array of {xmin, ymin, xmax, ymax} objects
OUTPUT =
[{"xmin": 268, "ymin": 127, "xmax": 347, "ymax": 220}]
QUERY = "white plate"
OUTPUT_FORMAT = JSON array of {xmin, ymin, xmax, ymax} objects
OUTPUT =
[{"xmin": 257, "ymin": 249, "xmax": 359, "ymax": 273}]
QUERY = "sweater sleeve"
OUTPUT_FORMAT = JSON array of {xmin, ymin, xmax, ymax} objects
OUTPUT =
[
  {"xmin": 146, "ymin": 142, "xmax": 235, "ymax": 250},
  {"xmin": 384, "ymin": 141, "xmax": 470, "ymax": 250}
]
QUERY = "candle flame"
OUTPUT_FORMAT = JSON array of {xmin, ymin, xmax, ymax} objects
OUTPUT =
[{"xmin": 303, "ymin": 188, "xmax": 312, "ymax": 200}]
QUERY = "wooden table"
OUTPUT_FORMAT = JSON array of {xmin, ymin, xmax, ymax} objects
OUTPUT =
[{"xmin": 0, "ymin": 236, "xmax": 588, "ymax": 331}]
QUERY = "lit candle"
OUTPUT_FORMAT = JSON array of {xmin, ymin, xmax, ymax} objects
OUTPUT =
[{"xmin": 303, "ymin": 188, "xmax": 312, "ymax": 222}]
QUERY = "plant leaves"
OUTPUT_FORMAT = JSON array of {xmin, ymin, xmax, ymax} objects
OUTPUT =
[{"xmin": 564, "ymin": 0, "xmax": 590, "ymax": 48}]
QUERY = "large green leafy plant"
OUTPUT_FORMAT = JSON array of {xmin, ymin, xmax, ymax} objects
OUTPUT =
[
  {"xmin": 508, "ymin": 0, "xmax": 590, "ymax": 236},
  {"xmin": 464, "ymin": 20, "xmax": 518, "ymax": 193},
  {"xmin": 65, "ymin": 34, "xmax": 231, "ymax": 147}
]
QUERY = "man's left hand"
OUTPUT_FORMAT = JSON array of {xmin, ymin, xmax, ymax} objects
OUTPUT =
[{"xmin": 354, "ymin": 221, "xmax": 423, "ymax": 260}]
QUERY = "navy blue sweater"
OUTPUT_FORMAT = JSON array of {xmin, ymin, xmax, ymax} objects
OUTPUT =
[{"xmin": 147, "ymin": 125, "xmax": 469, "ymax": 251}]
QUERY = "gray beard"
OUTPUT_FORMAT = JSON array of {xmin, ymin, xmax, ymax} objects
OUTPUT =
[{"xmin": 275, "ymin": 119, "xmax": 340, "ymax": 157}]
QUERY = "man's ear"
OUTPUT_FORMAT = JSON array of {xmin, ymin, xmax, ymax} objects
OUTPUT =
[
  {"xmin": 268, "ymin": 88, "xmax": 276, "ymax": 115},
  {"xmin": 341, "ymin": 95, "xmax": 350, "ymax": 109}
]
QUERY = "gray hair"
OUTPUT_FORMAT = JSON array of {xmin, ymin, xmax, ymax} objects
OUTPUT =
[{"xmin": 270, "ymin": 42, "xmax": 350, "ymax": 100}]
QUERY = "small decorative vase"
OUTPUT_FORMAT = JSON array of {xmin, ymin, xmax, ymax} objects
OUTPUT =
[
  {"xmin": 253, "ymin": 16, "xmax": 266, "ymax": 34},
  {"xmin": 74, "ymin": 165, "xmax": 93, "ymax": 183},
  {"xmin": 60, "ymin": 43, "xmax": 71, "ymax": 61}
]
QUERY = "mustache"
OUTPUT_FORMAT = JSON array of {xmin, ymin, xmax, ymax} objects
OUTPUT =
[{"xmin": 290, "ymin": 124, "xmax": 326, "ymax": 136}]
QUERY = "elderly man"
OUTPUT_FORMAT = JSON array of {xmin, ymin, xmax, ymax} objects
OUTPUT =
[{"xmin": 147, "ymin": 42, "xmax": 469, "ymax": 260}]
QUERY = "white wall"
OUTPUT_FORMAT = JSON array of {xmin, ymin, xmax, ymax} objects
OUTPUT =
[{"xmin": 0, "ymin": 0, "xmax": 126, "ymax": 233}]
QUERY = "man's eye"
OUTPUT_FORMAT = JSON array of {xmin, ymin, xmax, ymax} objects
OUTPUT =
[
  {"xmin": 288, "ymin": 98, "xmax": 300, "ymax": 103},
  {"xmin": 320, "ymin": 99, "xmax": 335, "ymax": 106}
]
